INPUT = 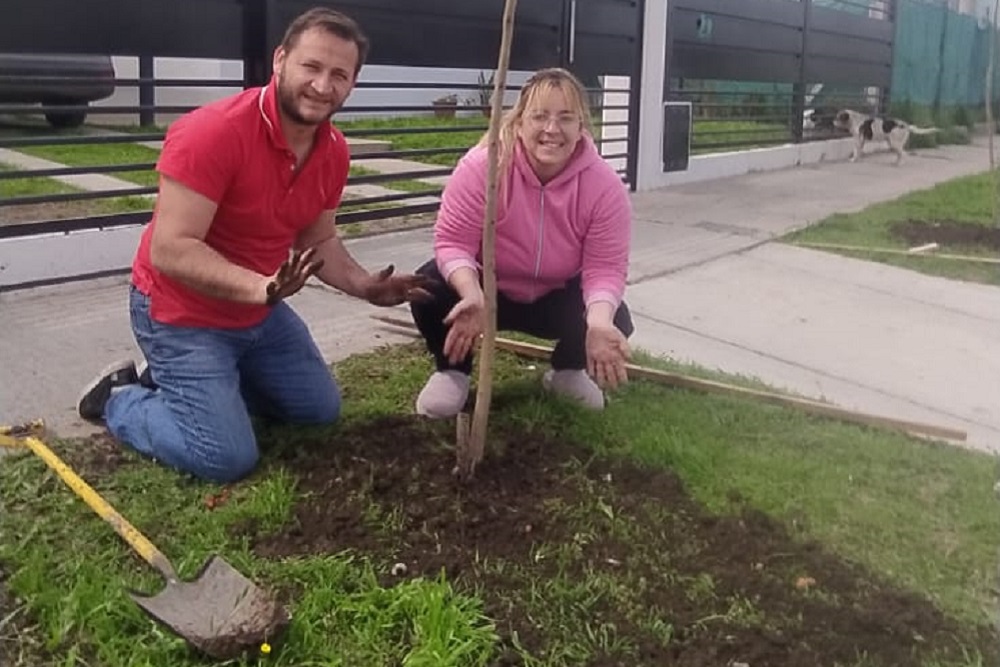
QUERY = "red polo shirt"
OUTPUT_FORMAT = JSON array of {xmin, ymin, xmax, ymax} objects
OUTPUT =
[{"xmin": 131, "ymin": 76, "xmax": 351, "ymax": 329}]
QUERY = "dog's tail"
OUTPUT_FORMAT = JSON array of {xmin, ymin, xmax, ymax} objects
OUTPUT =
[{"xmin": 908, "ymin": 125, "xmax": 940, "ymax": 135}]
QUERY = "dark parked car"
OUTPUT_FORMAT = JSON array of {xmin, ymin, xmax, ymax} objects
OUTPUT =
[{"xmin": 0, "ymin": 53, "xmax": 115, "ymax": 128}]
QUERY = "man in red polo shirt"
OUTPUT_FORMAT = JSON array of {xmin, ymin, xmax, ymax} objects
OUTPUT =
[{"xmin": 76, "ymin": 7, "xmax": 432, "ymax": 483}]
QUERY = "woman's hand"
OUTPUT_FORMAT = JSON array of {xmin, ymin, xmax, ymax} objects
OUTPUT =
[
  {"xmin": 586, "ymin": 324, "xmax": 630, "ymax": 389},
  {"xmin": 443, "ymin": 289, "xmax": 486, "ymax": 365}
]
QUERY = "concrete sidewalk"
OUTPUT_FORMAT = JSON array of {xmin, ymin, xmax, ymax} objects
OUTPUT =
[
  {"xmin": 2, "ymin": 138, "xmax": 997, "ymax": 454},
  {"xmin": 627, "ymin": 243, "xmax": 1000, "ymax": 450}
]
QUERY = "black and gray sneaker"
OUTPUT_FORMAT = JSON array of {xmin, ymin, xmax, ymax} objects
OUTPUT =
[{"xmin": 77, "ymin": 359, "xmax": 139, "ymax": 422}]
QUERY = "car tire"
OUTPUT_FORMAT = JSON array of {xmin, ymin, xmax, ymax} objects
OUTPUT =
[{"xmin": 44, "ymin": 101, "xmax": 87, "ymax": 129}]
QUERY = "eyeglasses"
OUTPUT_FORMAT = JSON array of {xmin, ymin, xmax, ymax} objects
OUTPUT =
[{"xmin": 523, "ymin": 111, "xmax": 581, "ymax": 130}]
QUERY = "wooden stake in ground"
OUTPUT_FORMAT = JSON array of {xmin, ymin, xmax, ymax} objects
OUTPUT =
[
  {"xmin": 990, "ymin": 10, "xmax": 996, "ymax": 171},
  {"xmin": 988, "ymin": 0, "xmax": 1000, "ymax": 229},
  {"xmin": 370, "ymin": 314, "xmax": 969, "ymax": 444},
  {"xmin": 454, "ymin": 0, "xmax": 519, "ymax": 482},
  {"xmin": 988, "ymin": 0, "xmax": 999, "ymax": 170}
]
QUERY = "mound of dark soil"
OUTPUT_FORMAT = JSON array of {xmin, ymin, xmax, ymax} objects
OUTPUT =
[
  {"xmin": 889, "ymin": 219, "xmax": 1000, "ymax": 252},
  {"xmin": 233, "ymin": 415, "xmax": 996, "ymax": 667}
]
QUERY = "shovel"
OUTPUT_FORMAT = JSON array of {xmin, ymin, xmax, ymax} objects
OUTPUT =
[{"xmin": 0, "ymin": 428, "xmax": 290, "ymax": 660}]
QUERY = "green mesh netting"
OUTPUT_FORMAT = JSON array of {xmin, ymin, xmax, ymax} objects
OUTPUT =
[{"xmin": 892, "ymin": 0, "xmax": 1000, "ymax": 106}]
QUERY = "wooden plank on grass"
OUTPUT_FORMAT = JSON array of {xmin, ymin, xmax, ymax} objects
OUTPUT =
[
  {"xmin": 793, "ymin": 241, "xmax": 1000, "ymax": 264},
  {"xmin": 370, "ymin": 314, "xmax": 968, "ymax": 443}
]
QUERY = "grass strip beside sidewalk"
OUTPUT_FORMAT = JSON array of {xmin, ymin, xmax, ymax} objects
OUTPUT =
[{"xmin": 783, "ymin": 171, "xmax": 1000, "ymax": 285}]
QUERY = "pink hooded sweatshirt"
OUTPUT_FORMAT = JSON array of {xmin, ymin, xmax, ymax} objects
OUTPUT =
[{"xmin": 434, "ymin": 134, "xmax": 632, "ymax": 310}]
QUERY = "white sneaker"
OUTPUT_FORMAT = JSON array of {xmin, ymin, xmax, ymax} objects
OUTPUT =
[
  {"xmin": 415, "ymin": 370, "xmax": 471, "ymax": 418},
  {"xmin": 542, "ymin": 369, "xmax": 604, "ymax": 410}
]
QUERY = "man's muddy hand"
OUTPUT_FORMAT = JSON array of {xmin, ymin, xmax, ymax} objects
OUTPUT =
[
  {"xmin": 364, "ymin": 264, "xmax": 437, "ymax": 307},
  {"xmin": 264, "ymin": 246, "xmax": 325, "ymax": 305}
]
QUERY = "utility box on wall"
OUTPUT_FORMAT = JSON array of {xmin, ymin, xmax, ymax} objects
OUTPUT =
[{"xmin": 662, "ymin": 101, "xmax": 692, "ymax": 172}]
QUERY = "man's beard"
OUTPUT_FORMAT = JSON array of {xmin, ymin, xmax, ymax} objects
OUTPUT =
[{"xmin": 276, "ymin": 76, "xmax": 341, "ymax": 127}]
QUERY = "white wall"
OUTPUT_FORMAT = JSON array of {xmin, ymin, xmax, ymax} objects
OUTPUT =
[
  {"xmin": 650, "ymin": 139, "xmax": 857, "ymax": 187},
  {"xmin": 635, "ymin": 0, "xmax": 669, "ymax": 191},
  {"xmin": 349, "ymin": 65, "xmax": 532, "ymax": 120},
  {"xmin": 91, "ymin": 57, "xmax": 244, "ymax": 125}
]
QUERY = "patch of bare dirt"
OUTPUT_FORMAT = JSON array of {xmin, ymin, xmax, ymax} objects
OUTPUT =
[
  {"xmin": 0, "ymin": 201, "xmax": 115, "ymax": 226},
  {"xmin": 60, "ymin": 431, "xmax": 138, "ymax": 477},
  {"xmin": 233, "ymin": 415, "xmax": 997, "ymax": 667},
  {"xmin": 889, "ymin": 219, "xmax": 1000, "ymax": 252}
]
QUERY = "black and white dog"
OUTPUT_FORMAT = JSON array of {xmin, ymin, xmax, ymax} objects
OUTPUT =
[{"xmin": 832, "ymin": 109, "xmax": 939, "ymax": 165}]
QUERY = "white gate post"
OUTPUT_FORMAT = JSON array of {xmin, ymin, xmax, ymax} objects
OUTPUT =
[{"xmin": 635, "ymin": 0, "xmax": 669, "ymax": 191}]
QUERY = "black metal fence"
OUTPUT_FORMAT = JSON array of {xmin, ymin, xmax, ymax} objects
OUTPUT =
[
  {"xmin": 0, "ymin": 78, "xmax": 632, "ymax": 232},
  {"xmin": 664, "ymin": 0, "xmax": 896, "ymax": 155},
  {"xmin": 0, "ymin": 0, "xmax": 644, "ymax": 239}
]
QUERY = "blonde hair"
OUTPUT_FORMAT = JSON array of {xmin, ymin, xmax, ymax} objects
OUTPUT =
[{"xmin": 477, "ymin": 67, "xmax": 594, "ymax": 187}]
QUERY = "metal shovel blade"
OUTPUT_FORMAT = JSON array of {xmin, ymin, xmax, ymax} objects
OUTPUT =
[{"xmin": 129, "ymin": 555, "xmax": 290, "ymax": 660}]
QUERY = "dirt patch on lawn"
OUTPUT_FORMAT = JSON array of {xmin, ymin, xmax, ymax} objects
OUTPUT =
[
  {"xmin": 889, "ymin": 219, "xmax": 1000, "ymax": 252},
  {"xmin": 236, "ymin": 415, "xmax": 997, "ymax": 667},
  {"xmin": 0, "ymin": 201, "xmax": 115, "ymax": 226},
  {"xmin": 0, "ymin": 564, "xmax": 42, "ymax": 667},
  {"xmin": 56, "ymin": 431, "xmax": 138, "ymax": 478}
]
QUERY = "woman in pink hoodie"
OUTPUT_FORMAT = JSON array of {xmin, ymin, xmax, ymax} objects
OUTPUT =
[{"xmin": 409, "ymin": 68, "xmax": 634, "ymax": 418}]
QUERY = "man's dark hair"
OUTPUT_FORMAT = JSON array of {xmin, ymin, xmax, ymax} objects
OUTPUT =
[{"xmin": 280, "ymin": 7, "xmax": 370, "ymax": 75}]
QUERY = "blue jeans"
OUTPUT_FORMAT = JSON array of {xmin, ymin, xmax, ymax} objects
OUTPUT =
[{"xmin": 105, "ymin": 285, "xmax": 341, "ymax": 483}]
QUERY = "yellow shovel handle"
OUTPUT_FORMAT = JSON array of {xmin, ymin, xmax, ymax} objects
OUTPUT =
[{"xmin": 5, "ymin": 433, "xmax": 177, "ymax": 581}]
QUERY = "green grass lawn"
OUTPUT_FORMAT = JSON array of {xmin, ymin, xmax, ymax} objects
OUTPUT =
[
  {"xmin": 15, "ymin": 143, "xmax": 416, "ymax": 190},
  {"xmin": 16, "ymin": 142, "xmax": 162, "ymax": 187},
  {"xmin": 782, "ymin": 171, "xmax": 1000, "ymax": 286},
  {"xmin": 0, "ymin": 135, "xmax": 158, "ymax": 218},
  {"xmin": 0, "ymin": 115, "xmax": 825, "ymax": 212},
  {"xmin": 336, "ymin": 116, "xmax": 795, "ymax": 164},
  {"xmin": 338, "ymin": 115, "xmax": 489, "ymax": 167},
  {"xmin": 0, "ymin": 151, "xmax": 424, "ymax": 227},
  {"xmin": 0, "ymin": 161, "xmax": 151, "ymax": 221},
  {"xmin": 691, "ymin": 120, "xmax": 791, "ymax": 155},
  {"xmin": 0, "ymin": 162, "xmax": 79, "ymax": 199},
  {"xmin": 0, "ymin": 160, "xmax": 152, "ymax": 220},
  {"xmin": 42, "ymin": 115, "xmax": 482, "ymax": 168},
  {"xmin": 1, "ymin": 342, "xmax": 996, "ymax": 666},
  {"xmin": 10, "ymin": 134, "xmax": 438, "ymax": 198},
  {"xmin": 346, "ymin": 164, "xmax": 442, "ymax": 195}
]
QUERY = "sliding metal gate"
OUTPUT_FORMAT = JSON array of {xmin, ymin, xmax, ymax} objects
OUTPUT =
[{"xmin": 661, "ymin": 0, "xmax": 896, "ymax": 167}]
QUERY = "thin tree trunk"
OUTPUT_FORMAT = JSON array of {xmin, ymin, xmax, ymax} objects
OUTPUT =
[
  {"xmin": 454, "ymin": 0, "xmax": 519, "ymax": 482},
  {"xmin": 987, "ymin": 0, "xmax": 998, "ymax": 171},
  {"xmin": 990, "ymin": 0, "xmax": 1000, "ymax": 231}
]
